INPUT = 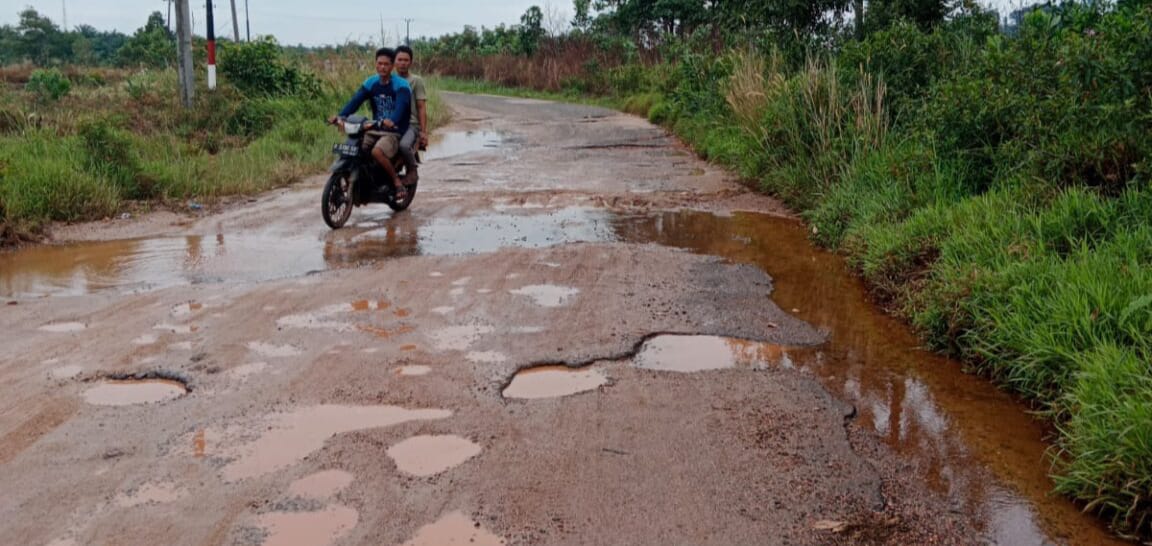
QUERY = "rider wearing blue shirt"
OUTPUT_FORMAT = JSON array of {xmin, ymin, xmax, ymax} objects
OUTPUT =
[{"xmin": 331, "ymin": 47, "xmax": 412, "ymax": 198}]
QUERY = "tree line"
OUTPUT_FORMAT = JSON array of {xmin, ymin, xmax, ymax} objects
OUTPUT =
[{"xmin": 1, "ymin": 8, "xmax": 174, "ymax": 68}]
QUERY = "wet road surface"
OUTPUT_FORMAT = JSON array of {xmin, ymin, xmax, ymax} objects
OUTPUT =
[{"xmin": 0, "ymin": 93, "xmax": 1124, "ymax": 545}]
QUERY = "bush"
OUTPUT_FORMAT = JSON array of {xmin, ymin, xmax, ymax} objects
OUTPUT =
[
  {"xmin": 25, "ymin": 69, "xmax": 71, "ymax": 102},
  {"xmin": 218, "ymin": 38, "xmax": 322, "ymax": 97}
]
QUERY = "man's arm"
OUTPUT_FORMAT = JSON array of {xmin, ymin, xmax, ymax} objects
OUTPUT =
[
  {"xmin": 385, "ymin": 86, "xmax": 412, "ymax": 129},
  {"xmin": 417, "ymin": 99, "xmax": 427, "ymax": 143},
  {"xmin": 337, "ymin": 86, "xmax": 371, "ymax": 118}
]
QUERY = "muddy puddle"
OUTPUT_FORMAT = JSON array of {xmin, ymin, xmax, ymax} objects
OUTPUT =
[
  {"xmin": 424, "ymin": 130, "xmax": 504, "ymax": 160},
  {"xmin": 1, "ymin": 208, "xmax": 615, "ymax": 298},
  {"xmin": 386, "ymin": 435, "xmax": 483, "ymax": 477},
  {"xmin": 219, "ymin": 405, "xmax": 452, "ymax": 481},
  {"xmin": 0, "ymin": 235, "xmax": 328, "ymax": 298},
  {"xmin": 503, "ymin": 365, "xmax": 608, "ymax": 399},
  {"xmin": 253, "ymin": 504, "xmax": 358, "ymax": 546},
  {"xmin": 633, "ymin": 335, "xmax": 798, "ymax": 373},
  {"xmin": 610, "ymin": 211, "xmax": 1122, "ymax": 546},
  {"xmin": 83, "ymin": 379, "xmax": 187, "ymax": 406},
  {"xmin": 403, "ymin": 511, "xmax": 505, "ymax": 546}
]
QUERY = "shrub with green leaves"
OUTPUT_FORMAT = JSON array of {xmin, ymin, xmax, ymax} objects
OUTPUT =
[
  {"xmin": 25, "ymin": 69, "xmax": 71, "ymax": 102},
  {"xmin": 218, "ymin": 38, "xmax": 322, "ymax": 97}
]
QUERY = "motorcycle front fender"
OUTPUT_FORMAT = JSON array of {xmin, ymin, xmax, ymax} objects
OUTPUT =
[{"xmin": 329, "ymin": 157, "xmax": 353, "ymax": 173}]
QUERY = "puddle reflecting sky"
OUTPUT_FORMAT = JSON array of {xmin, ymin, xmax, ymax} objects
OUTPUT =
[
  {"xmin": 423, "ymin": 130, "xmax": 503, "ymax": 160},
  {"xmin": 1, "ymin": 207, "xmax": 615, "ymax": 298}
]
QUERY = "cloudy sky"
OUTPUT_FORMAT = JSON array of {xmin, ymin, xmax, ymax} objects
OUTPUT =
[
  {"xmin": 2, "ymin": 0, "xmax": 1025, "ymax": 47},
  {"xmin": 0, "ymin": 0, "xmax": 576, "ymax": 45}
]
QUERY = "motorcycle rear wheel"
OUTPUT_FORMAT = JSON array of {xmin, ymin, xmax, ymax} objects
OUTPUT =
[{"xmin": 322, "ymin": 171, "xmax": 354, "ymax": 229}]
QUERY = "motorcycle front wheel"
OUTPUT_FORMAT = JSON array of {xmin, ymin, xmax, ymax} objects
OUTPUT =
[
  {"xmin": 322, "ymin": 171, "xmax": 354, "ymax": 229},
  {"xmin": 387, "ymin": 180, "xmax": 417, "ymax": 212}
]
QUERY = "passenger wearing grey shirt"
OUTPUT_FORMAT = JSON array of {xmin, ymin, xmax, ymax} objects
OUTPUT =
[{"xmin": 394, "ymin": 45, "xmax": 427, "ymax": 184}]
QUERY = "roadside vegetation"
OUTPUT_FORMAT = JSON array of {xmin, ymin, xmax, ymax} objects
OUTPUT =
[
  {"xmin": 418, "ymin": 0, "xmax": 1152, "ymax": 538},
  {"xmin": 0, "ymin": 9, "xmax": 447, "ymax": 244}
]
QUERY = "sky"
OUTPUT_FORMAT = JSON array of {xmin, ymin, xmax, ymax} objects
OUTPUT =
[
  {"xmin": 1, "ymin": 0, "xmax": 1027, "ymax": 47},
  {"xmin": 0, "ymin": 0, "xmax": 574, "ymax": 46}
]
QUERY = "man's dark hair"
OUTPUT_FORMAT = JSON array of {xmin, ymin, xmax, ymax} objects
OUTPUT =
[
  {"xmin": 396, "ymin": 45, "xmax": 414, "ymax": 60},
  {"xmin": 375, "ymin": 47, "xmax": 396, "ymax": 62}
]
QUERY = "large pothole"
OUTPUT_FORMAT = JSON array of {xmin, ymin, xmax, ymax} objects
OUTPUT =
[
  {"xmin": 633, "ymin": 335, "xmax": 800, "ymax": 373},
  {"xmin": 82, "ymin": 376, "xmax": 189, "ymax": 406},
  {"xmin": 502, "ymin": 365, "xmax": 608, "ymax": 399}
]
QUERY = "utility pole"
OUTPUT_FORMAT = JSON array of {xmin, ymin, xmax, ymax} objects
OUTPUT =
[
  {"xmin": 206, "ymin": 0, "xmax": 217, "ymax": 90},
  {"xmin": 165, "ymin": 0, "xmax": 173, "ymax": 30},
  {"xmin": 404, "ymin": 18, "xmax": 412, "ymax": 45},
  {"xmin": 175, "ymin": 0, "xmax": 194, "ymax": 107},
  {"xmin": 229, "ymin": 0, "xmax": 240, "ymax": 42},
  {"xmin": 379, "ymin": 14, "xmax": 385, "ymax": 47},
  {"xmin": 244, "ymin": 0, "xmax": 250, "ymax": 41},
  {"xmin": 61, "ymin": 0, "xmax": 67, "ymax": 30},
  {"xmin": 854, "ymin": 0, "xmax": 865, "ymax": 38}
]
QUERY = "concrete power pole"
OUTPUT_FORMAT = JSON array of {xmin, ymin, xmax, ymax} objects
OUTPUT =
[
  {"xmin": 229, "ymin": 0, "xmax": 240, "ymax": 42},
  {"xmin": 206, "ymin": 0, "xmax": 217, "ymax": 90},
  {"xmin": 404, "ymin": 18, "xmax": 412, "ymax": 45},
  {"xmin": 175, "ymin": 0, "xmax": 195, "ymax": 107}
]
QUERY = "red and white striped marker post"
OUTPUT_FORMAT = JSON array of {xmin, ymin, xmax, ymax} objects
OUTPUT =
[{"xmin": 206, "ymin": 0, "xmax": 217, "ymax": 90}]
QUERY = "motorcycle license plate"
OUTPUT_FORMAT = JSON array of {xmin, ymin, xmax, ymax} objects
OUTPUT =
[{"xmin": 332, "ymin": 143, "xmax": 359, "ymax": 156}]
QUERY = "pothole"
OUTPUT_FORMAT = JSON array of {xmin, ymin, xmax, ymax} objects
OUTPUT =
[
  {"xmin": 396, "ymin": 365, "xmax": 432, "ymax": 376},
  {"xmin": 219, "ymin": 405, "xmax": 452, "ymax": 481},
  {"xmin": 288, "ymin": 470, "xmax": 354, "ymax": 500},
  {"xmin": 508, "ymin": 284, "xmax": 580, "ymax": 307},
  {"xmin": 632, "ymin": 335, "xmax": 797, "ymax": 373},
  {"xmin": 502, "ymin": 365, "xmax": 608, "ymax": 399},
  {"xmin": 402, "ymin": 510, "xmax": 505, "ymax": 546},
  {"xmin": 254, "ymin": 504, "xmax": 358, "ymax": 546},
  {"xmin": 83, "ymin": 376, "xmax": 189, "ymax": 406},
  {"xmin": 38, "ymin": 322, "xmax": 87, "ymax": 333},
  {"xmin": 424, "ymin": 130, "xmax": 503, "ymax": 160},
  {"xmin": 387, "ymin": 435, "xmax": 482, "ymax": 477}
]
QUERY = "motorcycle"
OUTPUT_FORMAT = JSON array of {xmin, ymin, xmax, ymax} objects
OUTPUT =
[{"xmin": 322, "ymin": 114, "xmax": 419, "ymax": 229}]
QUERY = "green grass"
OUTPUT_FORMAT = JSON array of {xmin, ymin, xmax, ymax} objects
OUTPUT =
[{"xmin": 0, "ymin": 67, "xmax": 451, "ymax": 239}]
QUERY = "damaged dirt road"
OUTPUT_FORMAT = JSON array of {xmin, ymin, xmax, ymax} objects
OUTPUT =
[{"xmin": 0, "ymin": 93, "xmax": 1116, "ymax": 546}]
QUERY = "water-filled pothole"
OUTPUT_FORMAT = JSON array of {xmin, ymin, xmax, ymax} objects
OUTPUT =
[
  {"xmin": 2, "ymin": 208, "xmax": 615, "ymax": 297},
  {"xmin": 424, "ymin": 130, "xmax": 503, "ymax": 160},
  {"xmin": 254, "ymin": 504, "xmax": 358, "ymax": 546},
  {"xmin": 508, "ymin": 284, "xmax": 580, "ymax": 307},
  {"xmin": 219, "ymin": 405, "xmax": 452, "ymax": 482},
  {"xmin": 402, "ymin": 510, "xmax": 505, "ymax": 546},
  {"xmin": 386, "ymin": 435, "xmax": 482, "ymax": 477},
  {"xmin": 288, "ymin": 470, "xmax": 354, "ymax": 500},
  {"xmin": 83, "ymin": 377, "xmax": 188, "ymax": 406},
  {"xmin": 633, "ymin": 335, "xmax": 798, "ymax": 373},
  {"xmin": 502, "ymin": 365, "xmax": 608, "ymax": 399}
]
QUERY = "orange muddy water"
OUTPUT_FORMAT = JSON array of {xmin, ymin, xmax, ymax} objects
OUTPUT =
[{"xmin": 0, "ymin": 207, "xmax": 1122, "ymax": 544}]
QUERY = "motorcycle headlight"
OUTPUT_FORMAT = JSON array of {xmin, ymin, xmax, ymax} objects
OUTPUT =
[{"xmin": 344, "ymin": 122, "xmax": 361, "ymax": 135}]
